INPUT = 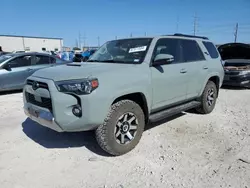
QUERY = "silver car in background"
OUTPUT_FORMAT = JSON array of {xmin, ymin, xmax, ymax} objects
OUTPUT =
[{"xmin": 0, "ymin": 52, "xmax": 70, "ymax": 91}]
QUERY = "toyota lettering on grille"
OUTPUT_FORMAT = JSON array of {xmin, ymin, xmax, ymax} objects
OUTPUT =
[{"xmin": 32, "ymin": 81, "xmax": 39, "ymax": 90}]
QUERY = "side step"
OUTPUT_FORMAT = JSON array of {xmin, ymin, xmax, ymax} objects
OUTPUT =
[{"xmin": 149, "ymin": 101, "xmax": 201, "ymax": 123}]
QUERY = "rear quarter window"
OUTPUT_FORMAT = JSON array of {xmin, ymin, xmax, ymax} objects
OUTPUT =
[{"xmin": 202, "ymin": 41, "xmax": 219, "ymax": 59}]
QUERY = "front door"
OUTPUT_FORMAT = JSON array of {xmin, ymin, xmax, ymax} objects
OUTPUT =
[
  {"xmin": 150, "ymin": 38, "xmax": 189, "ymax": 110},
  {"xmin": 1, "ymin": 55, "xmax": 33, "ymax": 90}
]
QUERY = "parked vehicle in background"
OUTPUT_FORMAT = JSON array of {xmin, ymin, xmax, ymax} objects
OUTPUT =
[
  {"xmin": 12, "ymin": 50, "xmax": 26, "ymax": 53},
  {"xmin": 72, "ymin": 53, "xmax": 84, "ymax": 62},
  {"xmin": 23, "ymin": 34, "xmax": 224, "ymax": 156},
  {"xmin": 218, "ymin": 43, "xmax": 250, "ymax": 88},
  {"xmin": 82, "ymin": 49, "xmax": 97, "ymax": 61},
  {"xmin": 0, "ymin": 52, "xmax": 71, "ymax": 91}
]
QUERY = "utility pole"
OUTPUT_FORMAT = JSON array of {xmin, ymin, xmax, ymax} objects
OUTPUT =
[
  {"xmin": 130, "ymin": 33, "xmax": 133, "ymax": 38},
  {"xmin": 193, "ymin": 13, "xmax": 197, "ymax": 36},
  {"xmin": 75, "ymin": 39, "xmax": 78, "ymax": 48},
  {"xmin": 78, "ymin": 32, "xmax": 81, "ymax": 49},
  {"xmin": 176, "ymin": 16, "xmax": 179, "ymax": 33},
  {"xmin": 83, "ymin": 32, "xmax": 86, "ymax": 49},
  {"xmin": 234, "ymin": 23, "xmax": 238, "ymax": 43},
  {"xmin": 97, "ymin": 36, "xmax": 100, "ymax": 47}
]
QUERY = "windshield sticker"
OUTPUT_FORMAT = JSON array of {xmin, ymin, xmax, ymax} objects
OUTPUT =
[
  {"xmin": 134, "ymin": 59, "xmax": 140, "ymax": 62},
  {"xmin": 129, "ymin": 46, "xmax": 147, "ymax": 53}
]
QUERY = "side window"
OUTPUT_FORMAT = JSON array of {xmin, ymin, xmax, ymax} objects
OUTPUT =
[
  {"xmin": 34, "ymin": 55, "xmax": 50, "ymax": 65},
  {"xmin": 8, "ymin": 56, "xmax": 32, "ymax": 68},
  {"xmin": 202, "ymin": 41, "xmax": 219, "ymax": 59},
  {"xmin": 181, "ymin": 39, "xmax": 205, "ymax": 62},
  {"xmin": 153, "ymin": 38, "xmax": 181, "ymax": 63}
]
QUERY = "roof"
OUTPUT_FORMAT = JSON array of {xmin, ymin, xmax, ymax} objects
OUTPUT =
[
  {"xmin": 3, "ymin": 52, "xmax": 54, "ymax": 57},
  {"xmin": 0, "ymin": 34, "xmax": 63, "ymax": 40}
]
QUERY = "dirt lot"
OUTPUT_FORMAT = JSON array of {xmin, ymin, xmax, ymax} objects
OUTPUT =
[{"xmin": 0, "ymin": 88, "xmax": 250, "ymax": 188}]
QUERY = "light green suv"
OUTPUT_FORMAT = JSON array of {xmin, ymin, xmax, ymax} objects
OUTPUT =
[{"xmin": 23, "ymin": 34, "xmax": 224, "ymax": 156}]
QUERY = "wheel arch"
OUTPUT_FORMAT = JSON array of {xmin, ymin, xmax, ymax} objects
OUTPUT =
[
  {"xmin": 199, "ymin": 75, "xmax": 220, "ymax": 97},
  {"xmin": 112, "ymin": 92, "xmax": 149, "ymax": 124}
]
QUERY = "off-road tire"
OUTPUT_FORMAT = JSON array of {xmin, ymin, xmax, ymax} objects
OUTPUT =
[
  {"xmin": 95, "ymin": 100, "xmax": 145, "ymax": 156},
  {"xmin": 196, "ymin": 81, "xmax": 218, "ymax": 114}
]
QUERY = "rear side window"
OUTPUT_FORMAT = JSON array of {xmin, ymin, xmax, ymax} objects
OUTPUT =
[
  {"xmin": 202, "ymin": 41, "xmax": 219, "ymax": 59},
  {"xmin": 181, "ymin": 39, "xmax": 205, "ymax": 62},
  {"xmin": 34, "ymin": 55, "xmax": 50, "ymax": 65}
]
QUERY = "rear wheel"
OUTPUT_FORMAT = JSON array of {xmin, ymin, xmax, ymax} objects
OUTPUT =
[
  {"xmin": 95, "ymin": 100, "xmax": 145, "ymax": 156},
  {"xmin": 196, "ymin": 81, "xmax": 218, "ymax": 114}
]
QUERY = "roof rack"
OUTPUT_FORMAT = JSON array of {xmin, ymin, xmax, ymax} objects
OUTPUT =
[{"xmin": 173, "ymin": 33, "xmax": 209, "ymax": 40}]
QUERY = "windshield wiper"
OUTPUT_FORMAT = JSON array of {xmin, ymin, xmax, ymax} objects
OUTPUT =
[{"xmin": 99, "ymin": 60, "xmax": 128, "ymax": 63}]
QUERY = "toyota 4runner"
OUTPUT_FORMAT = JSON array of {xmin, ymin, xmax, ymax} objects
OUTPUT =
[{"xmin": 23, "ymin": 33, "xmax": 224, "ymax": 156}]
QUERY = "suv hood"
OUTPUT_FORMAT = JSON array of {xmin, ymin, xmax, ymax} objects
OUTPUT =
[{"xmin": 32, "ymin": 62, "xmax": 137, "ymax": 81}]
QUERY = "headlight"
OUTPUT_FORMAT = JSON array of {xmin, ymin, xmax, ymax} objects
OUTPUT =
[
  {"xmin": 239, "ymin": 70, "xmax": 250, "ymax": 75},
  {"xmin": 55, "ymin": 78, "xmax": 99, "ymax": 95}
]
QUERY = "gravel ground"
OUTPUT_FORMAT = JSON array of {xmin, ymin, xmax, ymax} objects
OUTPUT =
[{"xmin": 0, "ymin": 88, "xmax": 250, "ymax": 188}]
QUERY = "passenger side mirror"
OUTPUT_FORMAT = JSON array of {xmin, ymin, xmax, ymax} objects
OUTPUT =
[{"xmin": 153, "ymin": 54, "xmax": 174, "ymax": 66}]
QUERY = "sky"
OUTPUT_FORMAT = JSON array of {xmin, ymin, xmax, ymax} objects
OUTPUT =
[{"xmin": 1, "ymin": 0, "xmax": 250, "ymax": 47}]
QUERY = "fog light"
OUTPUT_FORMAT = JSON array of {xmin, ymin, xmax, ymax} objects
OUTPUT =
[{"xmin": 72, "ymin": 105, "xmax": 82, "ymax": 117}]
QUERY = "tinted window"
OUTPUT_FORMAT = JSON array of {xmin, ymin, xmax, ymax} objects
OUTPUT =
[
  {"xmin": 181, "ymin": 40, "xmax": 205, "ymax": 62},
  {"xmin": 8, "ymin": 56, "xmax": 32, "ymax": 68},
  {"xmin": 153, "ymin": 38, "xmax": 181, "ymax": 63},
  {"xmin": 203, "ymin": 41, "xmax": 219, "ymax": 59},
  {"xmin": 34, "ymin": 55, "xmax": 50, "ymax": 65}
]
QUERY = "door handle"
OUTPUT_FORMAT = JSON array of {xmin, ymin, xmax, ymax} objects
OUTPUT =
[
  {"xmin": 26, "ymin": 68, "xmax": 33, "ymax": 72},
  {"xmin": 180, "ymin": 69, "xmax": 187, "ymax": 73},
  {"xmin": 203, "ymin": 66, "xmax": 208, "ymax": 70}
]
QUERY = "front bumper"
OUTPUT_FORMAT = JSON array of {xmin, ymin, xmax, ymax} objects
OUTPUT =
[
  {"xmin": 23, "ymin": 76, "xmax": 111, "ymax": 132},
  {"xmin": 223, "ymin": 74, "xmax": 250, "ymax": 87},
  {"xmin": 24, "ymin": 103, "xmax": 63, "ymax": 132}
]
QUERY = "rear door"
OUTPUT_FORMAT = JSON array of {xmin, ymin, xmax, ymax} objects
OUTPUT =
[
  {"xmin": 180, "ymin": 39, "xmax": 207, "ymax": 99},
  {"xmin": 30, "ymin": 54, "xmax": 54, "ymax": 73},
  {"xmin": 1, "ymin": 55, "xmax": 33, "ymax": 89}
]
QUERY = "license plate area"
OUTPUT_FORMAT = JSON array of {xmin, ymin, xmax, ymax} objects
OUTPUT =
[{"xmin": 28, "ymin": 107, "xmax": 39, "ymax": 118}]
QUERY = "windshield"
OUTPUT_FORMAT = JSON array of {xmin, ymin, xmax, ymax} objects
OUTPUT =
[
  {"xmin": 0, "ymin": 55, "xmax": 13, "ymax": 64},
  {"xmin": 88, "ymin": 38, "xmax": 152, "ymax": 64}
]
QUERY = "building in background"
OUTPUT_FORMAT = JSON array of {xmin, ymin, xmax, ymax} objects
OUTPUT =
[
  {"xmin": 0, "ymin": 35, "xmax": 63, "ymax": 52},
  {"xmin": 62, "ymin": 46, "xmax": 71, "ymax": 52}
]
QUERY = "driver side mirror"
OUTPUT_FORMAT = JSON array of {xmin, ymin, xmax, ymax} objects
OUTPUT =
[
  {"xmin": 3, "ymin": 64, "xmax": 12, "ymax": 71},
  {"xmin": 152, "ymin": 54, "xmax": 174, "ymax": 66}
]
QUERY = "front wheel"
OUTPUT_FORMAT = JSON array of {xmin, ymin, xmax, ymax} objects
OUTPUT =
[
  {"xmin": 196, "ymin": 81, "xmax": 218, "ymax": 114},
  {"xmin": 95, "ymin": 100, "xmax": 145, "ymax": 156}
]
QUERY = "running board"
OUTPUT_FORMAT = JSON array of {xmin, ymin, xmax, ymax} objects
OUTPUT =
[{"xmin": 149, "ymin": 101, "xmax": 201, "ymax": 123}]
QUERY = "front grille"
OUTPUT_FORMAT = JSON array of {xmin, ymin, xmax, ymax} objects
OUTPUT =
[
  {"xmin": 25, "ymin": 92, "xmax": 52, "ymax": 111},
  {"xmin": 225, "ymin": 71, "xmax": 240, "ymax": 76},
  {"xmin": 26, "ymin": 79, "xmax": 49, "ymax": 90}
]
